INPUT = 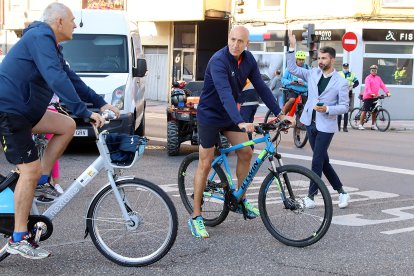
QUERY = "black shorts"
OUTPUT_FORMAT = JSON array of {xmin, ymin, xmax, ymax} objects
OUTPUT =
[
  {"xmin": 285, "ymin": 89, "xmax": 308, "ymax": 104},
  {"xmin": 0, "ymin": 113, "xmax": 38, "ymax": 165},
  {"xmin": 198, "ymin": 122, "xmax": 242, "ymax": 148},
  {"xmin": 362, "ymin": 98, "xmax": 377, "ymax": 112}
]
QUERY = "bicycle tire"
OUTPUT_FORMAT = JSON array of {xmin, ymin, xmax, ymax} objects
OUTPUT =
[
  {"xmin": 258, "ymin": 164, "xmax": 332, "ymax": 247},
  {"xmin": 0, "ymin": 236, "xmax": 9, "ymax": 262},
  {"xmin": 293, "ymin": 111, "xmax": 308, "ymax": 148},
  {"xmin": 375, "ymin": 108, "xmax": 391, "ymax": 132},
  {"xmin": 178, "ymin": 152, "xmax": 229, "ymax": 227},
  {"xmin": 86, "ymin": 178, "xmax": 178, "ymax": 267},
  {"xmin": 349, "ymin": 107, "xmax": 361, "ymax": 129}
]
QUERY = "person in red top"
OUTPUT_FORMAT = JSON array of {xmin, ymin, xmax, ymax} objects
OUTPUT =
[{"xmin": 358, "ymin": 65, "xmax": 391, "ymax": 130}]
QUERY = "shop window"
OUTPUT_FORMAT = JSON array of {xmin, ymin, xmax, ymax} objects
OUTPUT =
[
  {"xmin": 382, "ymin": 0, "xmax": 414, "ymax": 8},
  {"xmin": 248, "ymin": 42, "xmax": 265, "ymax": 52},
  {"xmin": 259, "ymin": 0, "xmax": 280, "ymax": 9},
  {"xmin": 362, "ymin": 58, "xmax": 413, "ymax": 85},
  {"xmin": 174, "ymin": 24, "xmax": 196, "ymax": 49}
]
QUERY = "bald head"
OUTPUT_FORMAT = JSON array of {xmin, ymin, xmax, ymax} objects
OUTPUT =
[{"xmin": 228, "ymin": 26, "xmax": 250, "ymax": 59}]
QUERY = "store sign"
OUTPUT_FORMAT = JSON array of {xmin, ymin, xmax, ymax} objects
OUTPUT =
[
  {"xmin": 262, "ymin": 29, "xmax": 345, "ymax": 42},
  {"xmin": 363, "ymin": 29, "xmax": 414, "ymax": 42},
  {"xmin": 84, "ymin": 0, "xmax": 125, "ymax": 10}
]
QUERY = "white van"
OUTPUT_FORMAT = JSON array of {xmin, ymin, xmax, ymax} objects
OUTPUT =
[{"xmin": 61, "ymin": 9, "xmax": 147, "ymax": 138}]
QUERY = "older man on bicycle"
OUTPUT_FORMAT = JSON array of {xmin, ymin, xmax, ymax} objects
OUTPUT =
[
  {"xmin": 0, "ymin": 3, "xmax": 119, "ymax": 259},
  {"xmin": 281, "ymin": 51, "xmax": 309, "ymax": 115}
]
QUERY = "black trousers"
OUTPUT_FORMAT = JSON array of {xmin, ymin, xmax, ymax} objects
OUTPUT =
[
  {"xmin": 306, "ymin": 123, "xmax": 343, "ymax": 196},
  {"xmin": 337, "ymin": 113, "xmax": 348, "ymax": 129}
]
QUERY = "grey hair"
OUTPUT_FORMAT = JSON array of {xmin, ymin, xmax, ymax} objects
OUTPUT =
[{"xmin": 42, "ymin": 3, "xmax": 69, "ymax": 25}]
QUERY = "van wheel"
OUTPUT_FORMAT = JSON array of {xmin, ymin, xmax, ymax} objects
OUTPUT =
[{"xmin": 167, "ymin": 121, "xmax": 180, "ymax": 156}]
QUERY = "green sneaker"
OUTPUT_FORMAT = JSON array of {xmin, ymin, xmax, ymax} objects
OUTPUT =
[
  {"xmin": 236, "ymin": 199, "xmax": 260, "ymax": 219},
  {"xmin": 188, "ymin": 216, "xmax": 209, "ymax": 238}
]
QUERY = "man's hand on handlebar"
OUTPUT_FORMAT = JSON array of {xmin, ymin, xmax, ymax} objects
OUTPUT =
[
  {"xmin": 100, "ymin": 104, "xmax": 120, "ymax": 119},
  {"xmin": 238, "ymin": 122, "xmax": 255, "ymax": 133},
  {"xmin": 90, "ymin": 112, "xmax": 106, "ymax": 128},
  {"xmin": 278, "ymin": 114, "xmax": 296, "ymax": 126}
]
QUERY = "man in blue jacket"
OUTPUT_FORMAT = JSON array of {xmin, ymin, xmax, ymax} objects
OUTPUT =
[
  {"xmin": 0, "ymin": 3, "xmax": 119, "ymax": 259},
  {"xmin": 188, "ymin": 26, "xmax": 289, "ymax": 239}
]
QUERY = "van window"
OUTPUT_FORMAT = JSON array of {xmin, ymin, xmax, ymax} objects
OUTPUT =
[{"xmin": 61, "ymin": 34, "xmax": 128, "ymax": 73}]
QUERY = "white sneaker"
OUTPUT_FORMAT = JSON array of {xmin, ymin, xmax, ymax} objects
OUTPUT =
[
  {"xmin": 371, "ymin": 125, "xmax": 378, "ymax": 130},
  {"xmin": 358, "ymin": 124, "xmax": 364, "ymax": 130},
  {"xmin": 54, "ymin": 184, "xmax": 64, "ymax": 194},
  {"xmin": 338, "ymin": 193, "xmax": 350, "ymax": 209},
  {"xmin": 302, "ymin": 196, "xmax": 316, "ymax": 209}
]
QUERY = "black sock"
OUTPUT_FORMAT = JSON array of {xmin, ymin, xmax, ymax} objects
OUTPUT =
[
  {"xmin": 337, "ymin": 187, "xmax": 346, "ymax": 194},
  {"xmin": 308, "ymin": 194, "xmax": 314, "ymax": 200},
  {"xmin": 193, "ymin": 216, "xmax": 202, "ymax": 220}
]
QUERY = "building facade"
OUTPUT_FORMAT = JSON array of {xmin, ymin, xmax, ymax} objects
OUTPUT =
[{"xmin": 234, "ymin": 0, "xmax": 414, "ymax": 119}]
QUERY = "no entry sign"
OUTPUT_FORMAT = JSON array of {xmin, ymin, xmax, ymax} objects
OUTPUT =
[{"xmin": 342, "ymin": 32, "xmax": 358, "ymax": 52}]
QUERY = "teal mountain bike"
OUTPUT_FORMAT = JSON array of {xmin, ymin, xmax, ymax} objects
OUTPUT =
[{"xmin": 178, "ymin": 120, "xmax": 332, "ymax": 247}]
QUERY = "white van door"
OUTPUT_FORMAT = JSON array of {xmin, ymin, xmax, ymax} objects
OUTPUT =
[{"xmin": 144, "ymin": 47, "xmax": 168, "ymax": 102}]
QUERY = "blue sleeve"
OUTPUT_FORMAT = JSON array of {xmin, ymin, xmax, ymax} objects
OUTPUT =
[
  {"xmin": 27, "ymin": 32, "xmax": 92, "ymax": 118},
  {"xmin": 353, "ymin": 78, "xmax": 359, "ymax": 88},
  {"xmin": 210, "ymin": 58, "xmax": 244, "ymax": 125},
  {"xmin": 281, "ymin": 70, "xmax": 291, "ymax": 87},
  {"xmin": 248, "ymin": 58, "xmax": 281, "ymax": 116}
]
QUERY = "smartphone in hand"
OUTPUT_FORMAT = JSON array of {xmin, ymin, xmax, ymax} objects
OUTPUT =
[{"xmin": 316, "ymin": 102, "xmax": 324, "ymax": 106}]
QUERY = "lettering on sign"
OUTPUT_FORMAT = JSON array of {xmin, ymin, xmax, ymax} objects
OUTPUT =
[
  {"xmin": 315, "ymin": 30, "xmax": 332, "ymax": 41},
  {"xmin": 363, "ymin": 29, "xmax": 414, "ymax": 42}
]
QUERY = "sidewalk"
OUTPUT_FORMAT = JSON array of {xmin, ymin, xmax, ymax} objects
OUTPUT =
[{"xmin": 146, "ymin": 100, "xmax": 414, "ymax": 131}]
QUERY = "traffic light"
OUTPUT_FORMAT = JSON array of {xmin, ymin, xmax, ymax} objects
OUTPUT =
[
  {"xmin": 309, "ymin": 33, "xmax": 321, "ymax": 61},
  {"xmin": 302, "ymin": 24, "xmax": 315, "ymax": 49}
]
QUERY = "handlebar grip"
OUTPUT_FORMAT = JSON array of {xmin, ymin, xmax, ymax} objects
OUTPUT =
[{"xmin": 240, "ymin": 127, "xmax": 246, "ymax": 132}]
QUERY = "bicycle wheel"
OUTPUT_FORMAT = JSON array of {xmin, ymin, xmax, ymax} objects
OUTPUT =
[
  {"xmin": 293, "ymin": 112, "xmax": 308, "ymax": 148},
  {"xmin": 0, "ymin": 234, "xmax": 10, "ymax": 262},
  {"xmin": 349, "ymin": 107, "xmax": 361, "ymax": 129},
  {"xmin": 258, "ymin": 164, "xmax": 332, "ymax": 247},
  {"xmin": 375, "ymin": 108, "xmax": 390, "ymax": 132},
  {"xmin": 86, "ymin": 178, "xmax": 178, "ymax": 267},
  {"xmin": 178, "ymin": 152, "xmax": 229, "ymax": 227}
]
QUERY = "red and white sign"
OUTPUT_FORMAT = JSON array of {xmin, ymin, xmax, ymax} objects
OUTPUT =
[{"xmin": 342, "ymin": 32, "xmax": 358, "ymax": 52}]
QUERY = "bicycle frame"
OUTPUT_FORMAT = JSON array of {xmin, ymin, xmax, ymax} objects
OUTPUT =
[
  {"xmin": 31, "ymin": 129, "xmax": 136, "ymax": 225},
  {"xmin": 209, "ymin": 131, "xmax": 284, "ymax": 202}
]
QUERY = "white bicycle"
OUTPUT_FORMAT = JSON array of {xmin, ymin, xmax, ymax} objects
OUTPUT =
[{"xmin": 0, "ymin": 116, "xmax": 178, "ymax": 267}]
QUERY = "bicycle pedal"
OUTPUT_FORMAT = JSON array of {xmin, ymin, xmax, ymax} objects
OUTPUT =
[{"xmin": 34, "ymin": 195, "xmax": 55, "ymax": 204}]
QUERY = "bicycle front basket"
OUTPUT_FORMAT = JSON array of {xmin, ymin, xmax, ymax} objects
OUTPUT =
[{"xmin": 106, "ymin": 133, "xmax": 148, "ymax": 166}]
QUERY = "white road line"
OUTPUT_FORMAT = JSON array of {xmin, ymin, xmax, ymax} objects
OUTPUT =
[
  {"xmin": 147, "ymin": 136, "xmax": 414, "ymax": 176},
  {"xmin": 275, "ymin": 152, "xmax": 414, "ymax": 176},
  {"xmin": 381, "ymin": 227, "xmax": 414, "ymax": 235}
]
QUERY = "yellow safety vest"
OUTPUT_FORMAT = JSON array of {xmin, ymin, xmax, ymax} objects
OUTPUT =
[{"xmin": 338, "ymin": 71, "xmax": 356, "ymax": 87}]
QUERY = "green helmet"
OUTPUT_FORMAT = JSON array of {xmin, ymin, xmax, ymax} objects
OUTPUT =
[{"xmin": 295, "ymin": 51, "xmax": 306, "ymax": 60}]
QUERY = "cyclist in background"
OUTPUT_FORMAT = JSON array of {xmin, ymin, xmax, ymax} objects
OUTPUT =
[
  {"xmin": 0, "ymin": 3, "xmax": 119, "ymax": 259},
  {"xmin": 281, "ymin": 51, "xmax": 309, "ymax": 114},
  {"xmin": 358, "ymin": 65, "xmax": 391, "ymax": 130}
]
